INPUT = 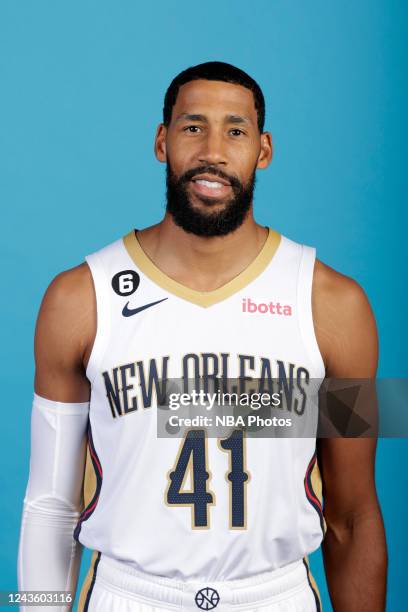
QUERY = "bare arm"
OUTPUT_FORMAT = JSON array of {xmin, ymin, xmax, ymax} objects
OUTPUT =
[
  {"xmin": 34, "ymin": 262, "xmax": 95, "ymax": 400},
  {"xmin": 313, "ymin": 260, "xmax": 387, "ymax": 612}
]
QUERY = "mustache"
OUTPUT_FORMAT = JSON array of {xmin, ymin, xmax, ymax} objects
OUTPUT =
[{"xmin": 178, "ymin": 165, "xmax": 242, "ymax": 190}]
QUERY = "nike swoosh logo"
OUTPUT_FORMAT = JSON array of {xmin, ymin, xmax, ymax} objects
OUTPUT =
[{"xmin": 122, "ymin": 297, "xmax": 168, "ymax": 317}]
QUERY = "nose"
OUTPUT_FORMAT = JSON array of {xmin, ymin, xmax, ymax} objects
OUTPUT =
[{"xmin": 197, "ymin": 128, "xmax": 227, "ymax": 166}]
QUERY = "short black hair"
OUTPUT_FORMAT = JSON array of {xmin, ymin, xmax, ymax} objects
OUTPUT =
[{"xmin": 163, "ymin": 61, "xmax": 265, "ymax": 133}]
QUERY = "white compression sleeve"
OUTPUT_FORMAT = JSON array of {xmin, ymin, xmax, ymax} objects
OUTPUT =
[{"xmin": 17, "ymin": 394, "xmax": 90, "ymax": 611}]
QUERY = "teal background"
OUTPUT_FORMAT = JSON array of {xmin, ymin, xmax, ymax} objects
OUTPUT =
[{"xmin": 1, "ymin": 1, "xmax": 407, "ymax": 610}]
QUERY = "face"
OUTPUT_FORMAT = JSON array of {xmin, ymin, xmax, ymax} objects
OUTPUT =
[{"xmin": 155, "ymin": 79, "xmax": 272, "ymax": 236}]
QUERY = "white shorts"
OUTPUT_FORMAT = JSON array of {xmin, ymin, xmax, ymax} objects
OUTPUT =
[{"xmin": 77, "ymin": 552, "xmax": 322, "ymax": 612}]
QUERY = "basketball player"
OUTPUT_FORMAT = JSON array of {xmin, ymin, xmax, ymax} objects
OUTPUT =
[{"xmin": 18, "ymin": 62, "xmax": 387, "ymax": 611}]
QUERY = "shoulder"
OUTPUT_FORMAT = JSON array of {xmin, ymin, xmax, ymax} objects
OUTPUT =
[
  {"xmin": 38, "ymin": 262, "xmax": 95, "ymax": 331},
  {"xmin": 42, "ymin": 262, "xmax": 94, "ymax": 304},
  {"xmin": 313, "ymin": 258, "xmax": 371, "ymax": 311},
  {"xmin": 35, "ymin": 262, "xmax": 96, "ymax": 367},
  {"xmin": 312, "ymin": 258, "xmax": 378, "ymax": 376}
]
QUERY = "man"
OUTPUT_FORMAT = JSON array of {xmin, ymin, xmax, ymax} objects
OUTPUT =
[{"xmin": 18, "ymin": 61, "xmax": 387, "ymax": 611}]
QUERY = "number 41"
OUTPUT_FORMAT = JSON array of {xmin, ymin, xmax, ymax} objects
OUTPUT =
[{"xmin": 165, "ymin": 429, "xmax": 250, "ymax": 529}]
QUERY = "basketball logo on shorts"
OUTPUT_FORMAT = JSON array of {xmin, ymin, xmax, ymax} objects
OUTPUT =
[
  {"xmin": 111, "ymin": 270, "xmax": 140, "ymax": 296},
  {"xmin": 195, "ymin": 587, "xmax": 220, "ymax": 610}
]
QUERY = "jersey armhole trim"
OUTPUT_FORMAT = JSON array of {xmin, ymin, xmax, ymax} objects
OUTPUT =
[
  {"xmin": 84, "ymin": 253, "xmax": 111, "ymax": 385},
  {"xmin": 296, "ymin": 245, "xmax": 326, "ymax": 379}
]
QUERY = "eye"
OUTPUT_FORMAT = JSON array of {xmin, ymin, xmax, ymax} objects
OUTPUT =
[
  {"xmin": 183, "ymin": 125, "xmax": 202, "ymax": 133},
  {"xmin": 230, "ymin": 128, "xmax": 245, "ymax": 136}
]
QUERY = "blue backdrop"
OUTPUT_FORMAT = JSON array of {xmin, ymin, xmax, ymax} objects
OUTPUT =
[{"xmin": 1, "ymin": 1, "xmax": 406, "ymax": 610}]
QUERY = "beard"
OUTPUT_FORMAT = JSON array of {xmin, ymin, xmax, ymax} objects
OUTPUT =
[{"xmin": 165, "ymin": 162, "xmax": 257, "ymax": 237}]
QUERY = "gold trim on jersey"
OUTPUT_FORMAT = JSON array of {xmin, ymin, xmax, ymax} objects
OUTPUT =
[
  {"xmin": 310, "ymin": 456, "xmax": 327, "ymax": 535},
  {"xmin": 77, "ymin": 550, "xmax": 100, "ymax": 612},
  {"xmin": 303, "ymin": 555, "xmax": 323, "ymax": 611},
  {"xmin": 123, "ymin": 227, "xmax": 281, "ymax": 308},
  {"xmin": 83, "ymin": 444, "xmax": 97, "ymax": 509}
]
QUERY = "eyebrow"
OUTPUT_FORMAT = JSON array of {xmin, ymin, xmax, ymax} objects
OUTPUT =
[{"xmin": 175, "ymin": 113, "xmax": 253, "ymax": 126}]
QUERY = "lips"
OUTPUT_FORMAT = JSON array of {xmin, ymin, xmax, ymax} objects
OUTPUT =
[
  {"xmin": 190, "ymin": 173, "xmax": 232, "ymax": 198},
  {"xmin": 191, "ymin": 173, "xmax": 231, "ymax": 186}
]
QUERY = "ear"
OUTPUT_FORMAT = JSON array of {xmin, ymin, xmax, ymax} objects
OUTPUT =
[
  {"xmin": 256, "ymin": 131, "xmax": 273, "ymax": 170},
  {"xmin": 154, "ymin": 123, "xmax": 167, "ymax": 163}
]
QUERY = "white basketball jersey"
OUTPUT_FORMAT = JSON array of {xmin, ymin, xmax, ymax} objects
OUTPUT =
[{"xmin": 74, "ymin": 227, "xmax": 326, "ymax": 582}]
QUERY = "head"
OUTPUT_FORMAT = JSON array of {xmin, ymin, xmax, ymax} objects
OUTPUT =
[{"xmin": 155, "ymin": 61, "xmax": 273, "ymax": 237}]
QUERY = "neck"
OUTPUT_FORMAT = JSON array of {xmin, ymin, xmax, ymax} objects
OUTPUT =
[{"xmin": 136, "ymin": 211, "xmax": 269, "ymax": 292}]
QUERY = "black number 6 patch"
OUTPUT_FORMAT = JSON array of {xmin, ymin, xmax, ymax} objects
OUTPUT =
[{"xmin": 111, "ymin": 270, "xmax": 140, "ymax": 297}]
